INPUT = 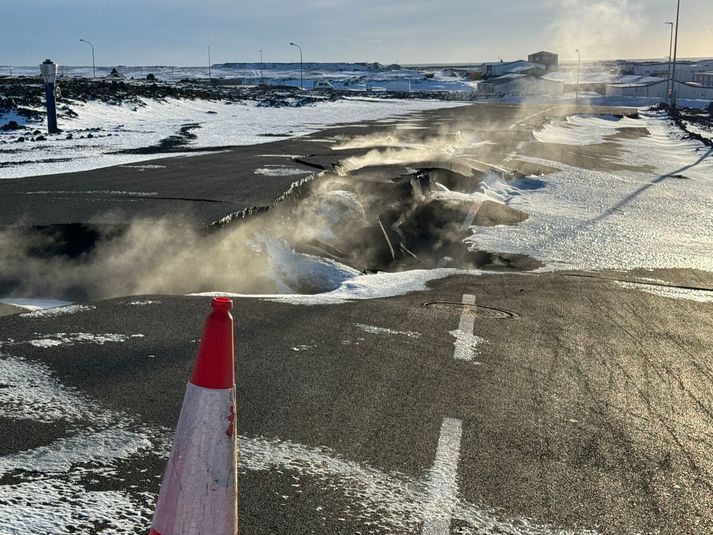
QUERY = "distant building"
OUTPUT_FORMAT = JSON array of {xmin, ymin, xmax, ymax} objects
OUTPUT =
[
  {"xmin": 617, "ymin": 60, "xmax": 713, "ymax": 83},
  {"xmin": 482, "ymin": 60, "xmax": 542, "ymax": 78},
  {"xmin": 478, "ymin": 74, "xmax": 564, "ymax": 96},
  {"xmin": 693, "ymin": 72, "xmax": 713, "ymax": 86},
  {"xmin": 606, "ymin": 78, "xmax": 713, "ymax": 100},
  {"xmin": 528, "ymin": 51, "xmax": 558, "ymax": 72}
]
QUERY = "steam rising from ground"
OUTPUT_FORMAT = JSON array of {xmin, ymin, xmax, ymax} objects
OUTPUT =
[
  {"xmin": 549, "ymin": 0, "xmax": 644, "ymax": 60},
  {"xmin": 0, "ymin": 182, "xmax": 370, "ymax": 301},
  {"xmin": 0, "ymin": 114, "xmax": 540, "ymax": 302}
]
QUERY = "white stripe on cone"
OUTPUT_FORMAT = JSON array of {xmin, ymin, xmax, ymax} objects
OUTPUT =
[{"xmin": 150, "ymin": 383, "xmax": 237, "ymax": 535}]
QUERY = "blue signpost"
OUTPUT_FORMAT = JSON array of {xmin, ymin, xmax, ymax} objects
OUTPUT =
[{"xmin": 40, "ymin": 59, "xmax": 59, "ymax": 134}]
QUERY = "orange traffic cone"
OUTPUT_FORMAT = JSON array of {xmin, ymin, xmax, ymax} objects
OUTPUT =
[{"xmin": 148, "ymin": 296, "xmax": 237, "ymax": 535}]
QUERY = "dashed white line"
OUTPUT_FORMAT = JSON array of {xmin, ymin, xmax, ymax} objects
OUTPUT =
[
  {"xmin": 421, "ymin": 417, "xmax": 464, "ymax": 535},
  {"xmin": 452, "ymin": 294, "xmax": 477, "ymax": 361}
]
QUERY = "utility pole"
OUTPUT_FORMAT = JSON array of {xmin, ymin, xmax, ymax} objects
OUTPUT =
[
  {"xmin": 665, "ymin": 22, "xmax": 674, "ymax": 100},
  {"xmin": 670, "ymin": 0, "xmax": 681, "ymax": 109}
]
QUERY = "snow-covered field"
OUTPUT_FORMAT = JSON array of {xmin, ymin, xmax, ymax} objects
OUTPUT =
[
  {"xmin": 1, "ymin": 63, "xmax": 480, "ymax": 93},
  {"xmin": 0, "ymin": 97, "xmax": 463, "ymax": 178}
]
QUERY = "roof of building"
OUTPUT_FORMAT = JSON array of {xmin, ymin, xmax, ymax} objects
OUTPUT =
[
  {"xmin": 480, "ymin": 73, "xmax": 528, "ymax": 85},
  {"xmin": 482, "ymin": 60, "xmax": 528, "ymax": 68},
  {"xmin": 529, "ymin": 51, "xmax": 558, "ymax": 57},
  {"xmin": 510, "ymin": 63, "xmax": 545, "ymax": 73}
]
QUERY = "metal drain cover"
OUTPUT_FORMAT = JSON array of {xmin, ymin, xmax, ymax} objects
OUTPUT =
[{"xmin": 423, "ymin": 301, "xmax": 518, "ymax": 319}]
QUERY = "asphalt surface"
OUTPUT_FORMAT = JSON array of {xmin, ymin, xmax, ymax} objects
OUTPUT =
[
  {"xmin": 1, "ymin": 102, "xmax": 712, "ymax": 534},
  {"xmin": 0, "ymin": 269, "xmax": 711, "ymax": 534}
]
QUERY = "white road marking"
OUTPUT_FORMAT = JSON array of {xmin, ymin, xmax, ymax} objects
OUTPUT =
[
  {"xmin": 453, "ymin": 294, "xmax": 477, "ymax": 361},
  {"xmin": 421, "ymin": 417, "xmax": 464, "ymax": 535}
]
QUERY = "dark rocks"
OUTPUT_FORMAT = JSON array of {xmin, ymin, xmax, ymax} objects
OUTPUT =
[{"xmin": 1, "ymin": 121, "xmax": 22, "ymax": 131}]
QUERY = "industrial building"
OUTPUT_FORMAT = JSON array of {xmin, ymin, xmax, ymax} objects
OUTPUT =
[
  {"xmin": 478, "ymin": 74, "xmax": 564, "ymax": 96},
  {"xmin": 528, "ymin": 51, "xmax": 559, "ymax": 72},
  {"xmin": 605, "ymin": 78, "xmax": 713, "ymax": 100},
  {"xmin": 693, "ymin": 72, "xmax": 713, "ymax": 87},
  {"xmin": 481, "ymin": 60, "xmax": 543, "ymax": 78}
]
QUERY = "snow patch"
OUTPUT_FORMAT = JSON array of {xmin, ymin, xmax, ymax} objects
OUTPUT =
[
  {"xmin": 0, "ymin": 428, "xmax": 152, "ymax": 477},
  {"xmin": 19, "ymin": 305, "xmax": 95, "ymax": 318},
  {"xmin": 533, "ymin": 114, "xmax": 644, "ymax": 146},
  {"xmin": 254, "ymin": 165, "xmax": 312, "ymax": 176},
  {"xmin": 192, "ymin": 268, "xmax": 470, "ymax": 305},
  {"xmin": 355, "ymin": 323, "xmax": 421, "ymax": 339},
  {"xmin": 0, "ymin": 298, "xmax": 73, "ymax": 312},
  {"xmin": 26, "ymin": 333, "xmax": 143, "ymax": 347},
  {"xmin": 0, "ymin": 355, "xmax": 89, "ymax": 423}
]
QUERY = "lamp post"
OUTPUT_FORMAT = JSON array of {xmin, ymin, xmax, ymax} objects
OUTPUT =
[
  {"xmin": 39, "ymin": 59, "xmax": 59, "ymax": 134},
  {"xmin": 665, "ymin": 22, "xmax": 674, "ymax": 99},
  {"xmin": 259, "ymin": 49, "xmax": 263, "ymax": 85},
  {"xmin": 575, "ymin": 48, "xmax": 581, "ymax": 103},
  {"xmin": 208, "ymin": 46, "xmax": 212, "ymax": 81},
  {"xmin": 79, "ymin": 38, "xmax": 95, "ymax": 79},
  {"xmin": 289, "ymin": 42, "xmax": 303, "ymax": 89},
  {"xmin": 670, "ymin": 0, "xmax": 681, "ymax": 109}
]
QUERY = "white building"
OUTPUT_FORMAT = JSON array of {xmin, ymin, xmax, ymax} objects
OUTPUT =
[
  {"xmin": 478, "ymin": 74, "xmax": 564, "ymax": 96},
  {"xmin": 482, "ymin": 60, "xmax": 543, "ymax": 78},
  {"xmin": 621, "ymin": 60, "xmax": 713, "ymax": 83},
  {"xmin": 693, "ymin": 72, "xmax": 713, "ymax": 87},
  {"xmin": 606, "ymin": 79, "xmax": 713, "ymax": 100}
]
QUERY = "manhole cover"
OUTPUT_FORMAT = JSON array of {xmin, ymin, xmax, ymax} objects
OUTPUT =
[{"xmin": 423, "ymin": 301, "xmax": 518, "ymax": 319}]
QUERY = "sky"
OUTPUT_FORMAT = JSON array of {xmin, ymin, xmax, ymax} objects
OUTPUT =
[{"xmin": 1, "ymin": 0, "xmax": 711, "ymax": 66}]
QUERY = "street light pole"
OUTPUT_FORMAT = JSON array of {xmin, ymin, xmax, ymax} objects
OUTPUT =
[
  {"xmin": 575, "ymin": 48, "xmax": 581, "ymax": 103},
  {"xmin": 665, "ymin": 22, "xmax": 674, "ymax": 100},
  {"xmin": 208, "ymin": 46, "xmax": 212, "ymax": 81},
  {"xmin": 79, "ymin": 38, "xmax": 95, "ymax": 79},
  {"xmin": 670, "ymin": 0, "xmax": 681, "ymax": 109},
  {"xmin": 259, "ymin": 49, "xmax": 263, "ymax": 84},
  {"xmin": 290, "ymin": 42, "xmax": 303, "ymax": 89}
]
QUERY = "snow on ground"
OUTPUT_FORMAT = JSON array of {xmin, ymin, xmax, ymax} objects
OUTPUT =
[
  {"xmin": 466, "ymin": 110, "xmax": 713, "ymax": 273},
  {"xmin": 18, "ymin": 304, "xmax": 95, "ymax": 318},
  {"xmin": 533, "ymin": 114, "xmax": 643, "ymax": 145},
  {"xmin": 192, "ymin": 268, "xmax": 471, "ymax": 305},
  {"xmin": 0, "ymin": 297, "xmax": 74, "ymax": 311},
  {"xmin": 0, "ymin": 98, "xmax": 464, "ymax": 178},
  {"xmin": 254, "ymin": 165, "xmax": 312, "ymax": 176},
  {"xmin": 354, "ymin": 323, "xmax": 422, "ymax": 339},
  {"xmin": 0, "ymin": 350, "xmax": 169, "ymax": 533}
]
